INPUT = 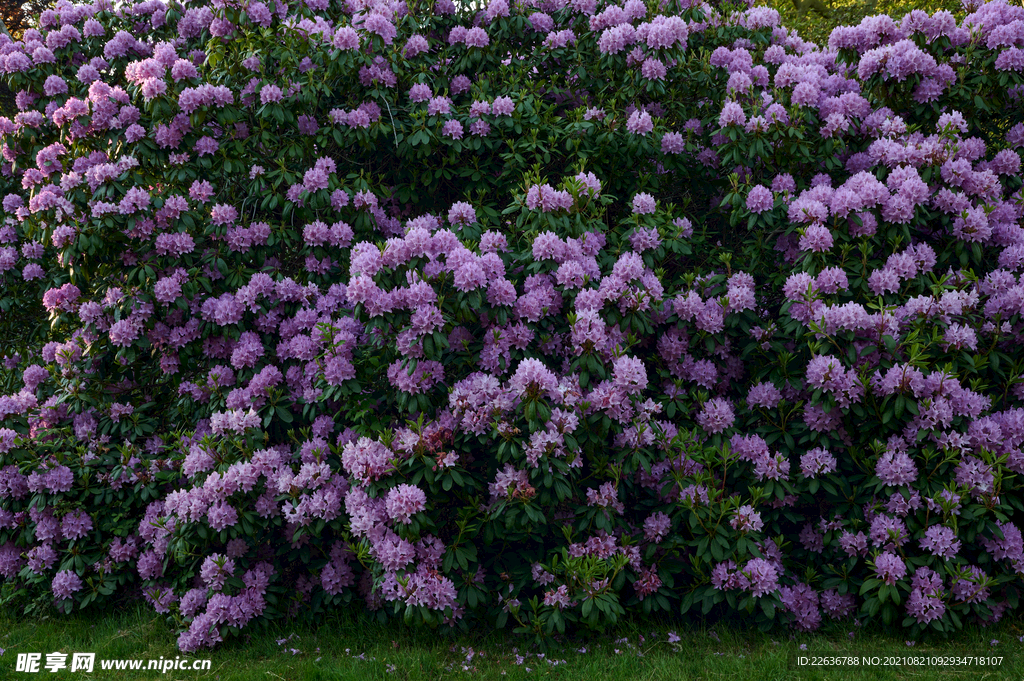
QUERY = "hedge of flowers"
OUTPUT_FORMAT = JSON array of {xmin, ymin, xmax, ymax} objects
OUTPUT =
[{"xmin": 0, "ymin": 0, "xmax": 1023, "ymax": 652}]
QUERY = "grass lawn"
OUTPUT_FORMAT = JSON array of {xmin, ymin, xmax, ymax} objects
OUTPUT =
[{"xmin": 1, "ymin": 605, "xmax": 1022, "ymax": 680}]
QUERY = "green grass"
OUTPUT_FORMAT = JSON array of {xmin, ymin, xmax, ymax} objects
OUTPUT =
[{"xmin": 2, "ymin": 605, "xmax": 1023, "ymax": 680}]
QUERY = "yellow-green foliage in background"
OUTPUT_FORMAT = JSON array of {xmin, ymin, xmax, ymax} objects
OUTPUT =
[{"xmin": 766, "ymin": 0, "xmax": 965, "ymax": 46}]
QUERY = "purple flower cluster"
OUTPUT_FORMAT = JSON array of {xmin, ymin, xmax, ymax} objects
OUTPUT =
[{"xmin": 730, "ymin": 505, "xmax": 762, "ymax": 533}]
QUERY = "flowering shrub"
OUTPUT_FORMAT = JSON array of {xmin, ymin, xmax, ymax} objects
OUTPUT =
[{"xmin": 1, "ymin": 0, "xmax": 1024, "ymax": 652}]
